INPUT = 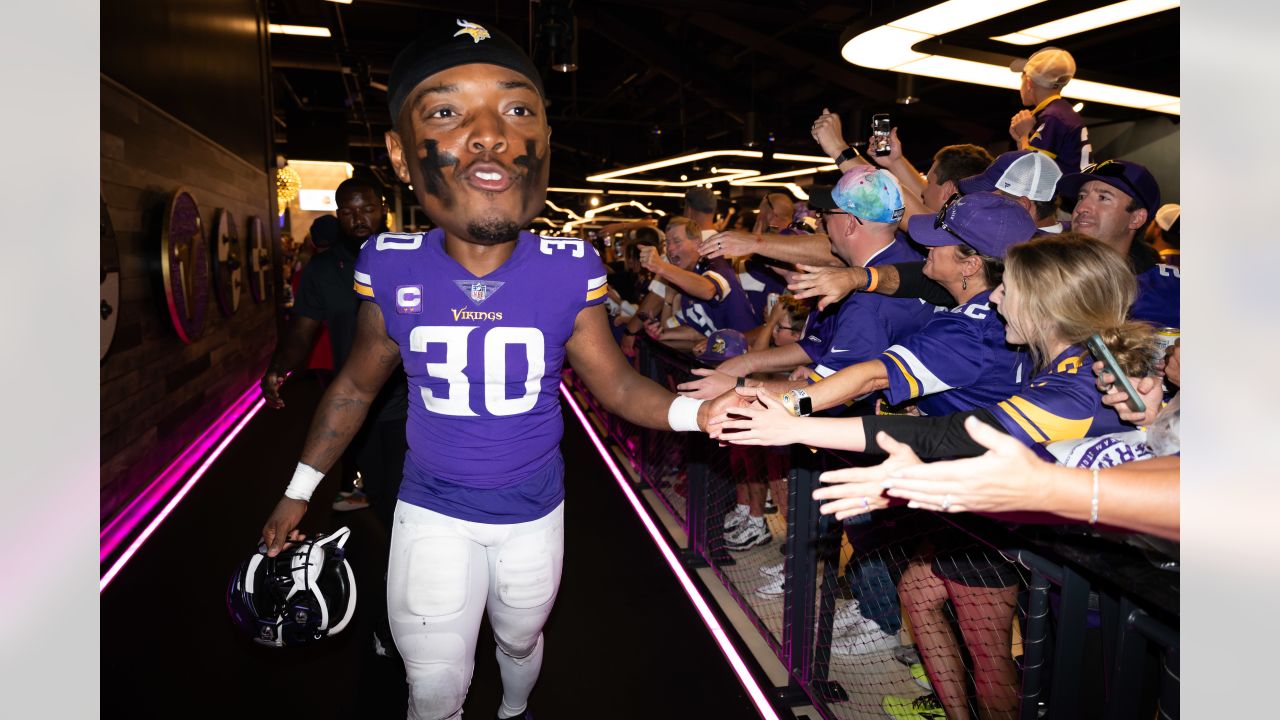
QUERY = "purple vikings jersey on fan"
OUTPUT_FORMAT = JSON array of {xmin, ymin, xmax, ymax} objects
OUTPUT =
[
  {"xmin": 879, "ymin": 289, "xmax": 1027, "ymax": 416},
  {"xmin": 988, "ymin": 345, "xmax": 1131, "ymax": 448},
  {"xmin": 673, "ymin": 256, "xmax": 758, "ymax": 335},
  {"xmin": 1132, "ymin": 263, "xmax": 1180, "ymax": 328},
  {"xmin": 798, "ymin": 236, "xmax": 936, "ymax": 380},
  {"xmin": 354, "ymin": 229, "xmax": 608, "ymax": 523}
]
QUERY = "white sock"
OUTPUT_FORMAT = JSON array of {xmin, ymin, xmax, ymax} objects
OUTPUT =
[{"xmin": 736, "ymin": 503, "xmax": 750, "ymax": 515}]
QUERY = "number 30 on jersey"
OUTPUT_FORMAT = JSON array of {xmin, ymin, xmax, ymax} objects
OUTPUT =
[{"xmin": 409, "ymin": 326, "xmax": 545, "ymax": 417}]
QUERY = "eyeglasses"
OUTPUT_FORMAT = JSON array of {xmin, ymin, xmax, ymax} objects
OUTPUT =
[
  {"xmin": 815, "ymin": 209, "xmax": 861, "ymax": 226},
  {"xmin": 933, "ymin": 193, "xmax": 970, "ymax": 244},
  {"xmin": 1081, "ymin": 160, "xmax": 1150, "ymax": 211}
]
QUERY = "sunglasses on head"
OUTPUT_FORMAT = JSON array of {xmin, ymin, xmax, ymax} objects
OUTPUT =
[
  {"xmin": 933, "ymin": 193, "xmax": 970, "ymax": 244},
  {"xmin": 1081, "ymin": 160, "xmax": 1150, "ymax": 211}
]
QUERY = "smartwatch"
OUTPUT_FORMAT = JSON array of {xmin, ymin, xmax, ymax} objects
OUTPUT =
[
  {"xmin": 834, "ymin": 145, "xmax": 861, "ymax": 165},
  {"xmin": 782, "ymin": 388, "xmax": 813, "ymax": 417}
]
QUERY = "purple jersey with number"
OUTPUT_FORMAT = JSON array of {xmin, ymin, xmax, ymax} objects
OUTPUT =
[
  {"xmin": 879, "ymin": 289, "xmax": 1028, "ymax": 416},
  {"xmin": 354, "ymin": 229, "xmax": 608, "ymax": 523},
  {"xmin": 988, "ymin": 345, "xmax": 1130, "ymax": 449}
]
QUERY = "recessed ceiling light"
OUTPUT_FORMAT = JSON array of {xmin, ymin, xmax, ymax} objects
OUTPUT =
[{"xmin": 268, "ymin": 24, "xmax": 332, "ymax": 38}]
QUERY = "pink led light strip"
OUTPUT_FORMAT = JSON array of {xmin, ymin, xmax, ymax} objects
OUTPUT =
[
  {"xmin": 559, "ymin": 382, "xmax": 780, "ymax": 720},
  {"xmin": 99, "ymin": 385, "xmax": 266, "ymax": 592}
]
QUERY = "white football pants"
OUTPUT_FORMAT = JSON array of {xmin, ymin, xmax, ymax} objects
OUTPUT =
[{"xmin": 387, "ymin": 500, "xmax": 565, "ymax": 720}]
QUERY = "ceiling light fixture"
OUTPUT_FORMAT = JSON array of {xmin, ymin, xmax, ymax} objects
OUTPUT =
[
  {"xmin": 992, "ymin": 0, "xmax": 1179, "ymax": 45},
  {"xmin": 268, "ymin": 24, "xmax": 332, "ymax": 38},
  {"xmin": 841, "ymin": 0, "xmax": 1179, "ymax": 115}
]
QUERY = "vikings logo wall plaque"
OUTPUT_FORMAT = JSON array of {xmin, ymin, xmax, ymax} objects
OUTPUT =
[
  {"xmin": 101, "ymin": 197, "xmax": 121, "ymax": 360},
  {"xmin": 247, "ymin": 215, "xmax": 273, "ymax": 304},
  {"xmin": 211, "ymin": 209, "xmax": 244, "ymax": 316},
  {"xmin": 160, "ymin": 189, "xmax": 209, "ymax": 343}
]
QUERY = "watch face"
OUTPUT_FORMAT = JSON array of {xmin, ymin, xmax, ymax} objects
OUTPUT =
[
  {"xmin": 101, "ymin": 197, "xmax": 121, "ymax": 360},
  {"xmin": 797, "ymin": 394, "xmax": 813, "ymax": 416},
  {"xmin": 160, "ymin": 189, "xmax": 209, "ymax": 344},
  {"xmin": 247, "ymin": 215, "xmax": 272, "ymax": 303},
  {"xmin": 211, "ymin": 209, "xmax": 243, "ymax": 315}
]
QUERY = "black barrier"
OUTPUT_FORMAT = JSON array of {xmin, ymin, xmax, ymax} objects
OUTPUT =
[{"xmin": 564, "ymin": 336, "xmax": 1179, "ymax": 720}]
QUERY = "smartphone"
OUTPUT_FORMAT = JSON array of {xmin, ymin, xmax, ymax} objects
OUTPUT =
[
  {"xmin": 1085, "ymin": 333, "xmax": 1146, "ymax": 414},
  {"xmin": 871, "ymin": 114, "xmax": 892, "ymax": 157}
]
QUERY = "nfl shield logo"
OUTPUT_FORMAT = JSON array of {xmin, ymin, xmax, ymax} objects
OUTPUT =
[{"xmin": 454, "ymin": 279, "xmax": 504, "ymax": 305}]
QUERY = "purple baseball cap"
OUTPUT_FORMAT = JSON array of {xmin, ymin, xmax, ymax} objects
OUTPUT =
[
  {"xmin": 907, "ymin": 192, "xmax": 1037, "ymax": 258},
  {"xmin": 957, "ymin": 150, "xmax": 1062, "ymax": 202},
  {"xmin": 1057, "ymin": 159, "xmax": 1161, "ymax": 217},
  {"xmin": 697, "ymin": 329, "xmax": 748, "ymax": 364}
]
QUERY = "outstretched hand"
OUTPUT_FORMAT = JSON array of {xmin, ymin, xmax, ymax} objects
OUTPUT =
[
  {"xmin": 677, "ymin": 367, "xmax": 738, "ymax": 399},
  {"xmin": 880, "ymin": 416, "xmax": 1048, "ymax": 514},
  {"xmin": 706, "ymin": 386, "xmax": 803, "ymax": 446},
  {"xmin": 811, "ymin": 431, "xmax": 922, "ymax": 519},
  {"xmin": 788, "ymin": 263, "xmax": 866, "ymax": 310}
]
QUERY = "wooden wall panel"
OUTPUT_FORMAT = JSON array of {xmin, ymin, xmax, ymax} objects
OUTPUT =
[{"xmin": 100, "ymin": 75, "xmax": 279, "ymax": 524}]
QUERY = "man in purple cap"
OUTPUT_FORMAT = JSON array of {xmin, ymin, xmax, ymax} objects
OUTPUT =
[
  {"xmin": 256, "ymin": 20, "xmax": 740, "ymax": 720},
  {"xmin": 958, "ymin": 149, "xmax": 1065, "ymax": 234},
  {"xmin": 1057, "ymin": 159, "xmax": 1179, "ymax": 328},
  {"xmin": 1009, "ymin": 47, "xmax": 1092, "ymax": 176}
]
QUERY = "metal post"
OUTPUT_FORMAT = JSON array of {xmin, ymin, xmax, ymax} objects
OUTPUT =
[
  {"xmin": 1048, "ymin": 566, "xmax": 1089, "ymax": 719},
  {"xmin": 1019, "ymin": 566, "xmax": 1051, "ymax": 720}
]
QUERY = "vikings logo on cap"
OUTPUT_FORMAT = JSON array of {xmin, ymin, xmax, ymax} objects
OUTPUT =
[
  {"xmin": 710, "ymin": 337, "xmax": 727, "ymax": 355},
  {"xmin": 454, "ymin": 19, "xmax": 491, "ymax": 43}
]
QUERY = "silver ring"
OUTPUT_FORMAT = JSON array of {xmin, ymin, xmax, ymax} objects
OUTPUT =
[
  {"xmin": 941, "ymin": 494, "xmax": 953, "ymax": 511},
  {"xmin": 861, "ymin": 496, "xmax": 870, "ymax": 510}
]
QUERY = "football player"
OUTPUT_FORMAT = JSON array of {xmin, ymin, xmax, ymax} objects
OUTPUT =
[{"xmin": 259, "ymin": 23, "xmax": 733, "ymax": 720}]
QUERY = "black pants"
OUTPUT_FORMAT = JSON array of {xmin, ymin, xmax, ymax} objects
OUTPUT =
[{"xmin": 352, "ymin": 416, "xmax": 408, "ymax": 532}]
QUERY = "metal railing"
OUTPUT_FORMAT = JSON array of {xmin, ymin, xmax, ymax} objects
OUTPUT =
[{"xmin": 564, "ymin": 336, "xmax": 1179, "ymax": 720}]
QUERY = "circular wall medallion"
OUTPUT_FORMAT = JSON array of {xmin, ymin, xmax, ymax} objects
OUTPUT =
[
  {"xmin": 159, "ymin": 189, "xmax": 209, "ymax": 343},
  {"xmin": 247, "ymin": 215, "xmax": 273, "ymax": 303},
  {"xmin": 212, "ymin": 208, "xmax": 243, "ymax": 315},
  {"xmin": 101, "ymin": 198, "xmax": 121, "ymax": 360}
]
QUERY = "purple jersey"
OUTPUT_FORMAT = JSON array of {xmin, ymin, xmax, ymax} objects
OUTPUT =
[
  {"xmin": 1132, "ymin": 263, "xmax": 1180, "ymax": 328},
  {"xmin": 798, "ymin": 237, "xmax": 937, "ymax": 380},
  {"xmin": 354, "ymin": 229, "xmax": 608, "ymax": 523},
  {"xmin": 1028, "ymin": 96, "xmax": 1091, "ymax": 176},
  {"xmin": 879, "ymin": 290, "xmax": 1028, "ymax": 416},
  {"xmin": 988, "ymin": 345, "xmax": 1130, "ymax": 448},
  {"xmin": 738, "ymin": 258, "xmax": 788, "ymax": 321},
  {"xmin": 673, "ymin": 257, "xmax": 758, "ymax": 335}
]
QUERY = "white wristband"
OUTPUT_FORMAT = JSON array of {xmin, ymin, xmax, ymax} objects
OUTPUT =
[
  {"xmin": 668, "ymin": 395, "xmax": 705, "ymax": 432},
  {"xmin": 284, "ymin": 462, "xmax": 325, "ymax": 502}
]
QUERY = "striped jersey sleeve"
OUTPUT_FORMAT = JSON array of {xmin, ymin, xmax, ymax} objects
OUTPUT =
[
  {"xmin": 585, "ymin": 272, "xmax": 609, "ymax": 305},
  {"xmin": 988, "ymin": 351, "xmax": 1099, "ymax": 447},
  {"xmin": 352, "ymin": 237, "xmax": 377, "ymax": 302}
]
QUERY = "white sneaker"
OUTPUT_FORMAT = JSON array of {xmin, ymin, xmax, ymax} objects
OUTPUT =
[
  {"xmin": 759, "ymin": 561, "xmax": 785, "ymax": 578},
  {"xmin": 756, "ymin": 574, "xmax": 786, "ymax": 598},
  {"xmin": 723, "ymin": 505, "xmax": 750, "ymax": 532},
  {"xmin": 831, "ymin": 599, "xmax": 866, "ymax": 637},
  {"xmin": 725, "ymin": 517, "xmax": 771, "ymax": 551},
  {"xmin": 830, "ymin": 624, "xmax": 899, "ymax": 656}
]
